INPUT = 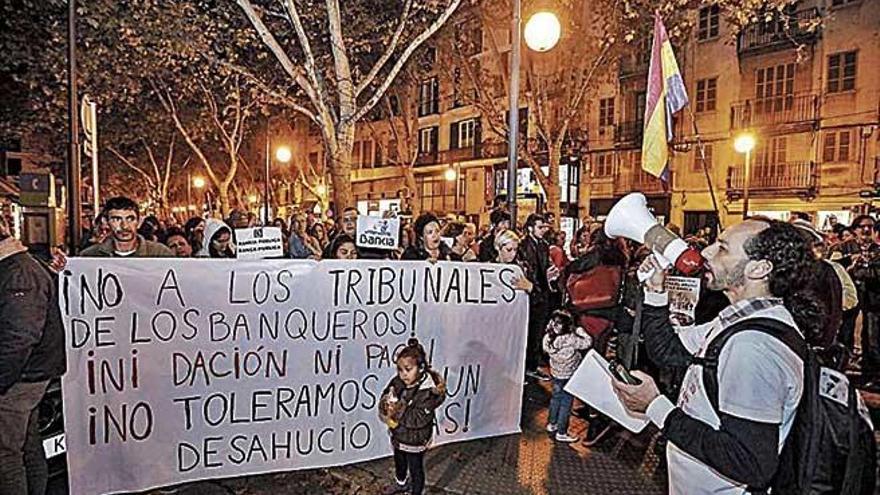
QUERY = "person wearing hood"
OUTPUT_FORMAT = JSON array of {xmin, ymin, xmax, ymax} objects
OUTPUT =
[
  {"xmin": 80, "ymin": 197, "xmax": 174, "ymax": 258},
  {"xmin": 401, "ymin": 212, "xmax": 451, "ymax": 261},
  {"xmin": 196, "ymin": 218, "xmax": 236, "ymax": 258}
]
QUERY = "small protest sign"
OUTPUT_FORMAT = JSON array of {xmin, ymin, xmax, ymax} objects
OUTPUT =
[
  {"xmin": 235, "ymin": 227, "xmax": 283, "ymax": 259},
  {"xmin": 356, "ymin": 216, "xmax": 400, "ymax": 250},
  {"xmin": 665, "ymin": 276, "xmax": 701, "ymax": 326}
]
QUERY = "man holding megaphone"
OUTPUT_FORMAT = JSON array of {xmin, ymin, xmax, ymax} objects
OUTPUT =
[{"xmin": 606, "ymin": 208, "xmax": 821, "ymax": 493}]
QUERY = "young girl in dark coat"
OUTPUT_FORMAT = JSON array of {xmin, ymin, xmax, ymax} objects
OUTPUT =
[{"xmin": 378, "ymin": 338, "xmax": 446, "ymax": 495}]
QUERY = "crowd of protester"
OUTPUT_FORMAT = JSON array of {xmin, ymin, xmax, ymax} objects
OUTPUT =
[{"xmin": 4, "ymin": 194, "xmax": 876, "ymax": 495}]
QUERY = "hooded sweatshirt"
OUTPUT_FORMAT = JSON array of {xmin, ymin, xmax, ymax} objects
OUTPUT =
[{"xmin": 196, "ymin": 218, "xmax": 236, "ymax": 258}]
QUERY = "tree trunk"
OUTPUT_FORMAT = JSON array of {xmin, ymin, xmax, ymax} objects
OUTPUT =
[
  {"xmin": 402, "ymin": 164, "xmax": 419, "ymax": 216},
  {"xmin": 217, "ymin": 183, "xmax": 231, "ymax": 217},
  {"xmin": 546, "ymin": 144, "xmax": 563, "ymax": 229},
  {"xmin": 329, "ymin": 124, "xmax": 356, "ymax": 212}
]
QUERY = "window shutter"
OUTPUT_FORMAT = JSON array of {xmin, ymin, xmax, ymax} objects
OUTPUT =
[{"xmin": 450, "ymin": 122, "xmax": 459, "ymax": 149}]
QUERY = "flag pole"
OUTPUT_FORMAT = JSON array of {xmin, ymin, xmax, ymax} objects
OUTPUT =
[{"xmin": 685, "ymin": 106, "xmax": 722, "ymax": 231}]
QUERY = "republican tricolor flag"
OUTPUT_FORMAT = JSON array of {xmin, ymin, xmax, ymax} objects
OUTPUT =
[{"xmin": 642, "ymin": 13, "xmax": 689, "ymax": 180}]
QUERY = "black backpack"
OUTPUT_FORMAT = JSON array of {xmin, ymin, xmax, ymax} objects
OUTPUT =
[{"xmin": 694, "ymin": 317, "xmax": 876, "ymax": 495}]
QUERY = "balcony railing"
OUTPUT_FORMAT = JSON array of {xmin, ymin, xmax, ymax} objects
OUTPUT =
[
  {"xmin": 730, "ymin": 93, "xmax": 819, "ymax": 130},
  {"xmin": 613, "ymin": 167, "xmax": 670, "ymax": 195},
  {"xmin": 614, "ymin": 121, "xmax": 643, "ymax": 144},
  {"xmin": 727, "ymin": 161, "xmax": 818, "ymax": 196},
  {"xmin": 738, "ymin": 8, "xmax": 821, "ymax": 55},
  {"xmin": 416, "ymin": 150, "xmax": 438, "ymax": 165},
  {"xmin": 618, "ymin": 55, "xmax": 649, "ymax": 79}
]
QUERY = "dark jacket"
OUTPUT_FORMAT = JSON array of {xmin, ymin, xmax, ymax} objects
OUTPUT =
[
  {"xmin": 401, "ymin": 243, "xmax": 452, "ymax": 261},
  {"xmin": 80, "ymin": 235, "xmax": 174, "ymax": 257},
  {"xmin": 847, "ymin": 242, "xmax": 880, "ymax": 311},
  {"xmin": 517, "ymin": 234, "xmax": 551, "ymax": 303},
  {"xmin": 478, "ymin": 234, "xmax": 497, "ymax": 262},
  {"xmin": 380, "ymin": 370, "xmax": 446, "ymax": 448},
  {"xmin": 0, "ymin": 244, "xmax": 66, "ymax": 394}
]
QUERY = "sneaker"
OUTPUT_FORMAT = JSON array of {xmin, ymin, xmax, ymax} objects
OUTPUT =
[
  {"xmin": 525, "ymin": 369, "xmax": 542, "ymax": 380},
  {"xmin": 535, "ymin": 369, "xmax": 552, "ymax": 381},
  {"xmin": 555, "ymin": 432, "xmax": 579, "ymax": 443},
  {"xmin": 546, "ymin": 423, "xmax": 558, "ymax": 433},
  {"xmin": 382, "ymin": 480, "xmax": 411, "ymax": 495}
]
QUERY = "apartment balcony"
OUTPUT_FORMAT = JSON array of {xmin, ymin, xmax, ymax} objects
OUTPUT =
[
  {"xmin": 726, "ymin": 161, "xmax": 819, "ymax": 198},
  {"xmin": 614, "ymin": 121, "xmax": 643, "ymax": 145},
  {"xmin": 730, "ymin": 93, "xmax": 819, "ymax": 131},
  {"xmin": 738, "ymin": 8, "xmax": 821, "ymax": 56},
  {"xmin": 416, "ymin": 150, "xmax": 438, "ymax": 166},
  {"xmin": 618, "ymin": 55, "xmax": 649, "ymax": 80},
  {"xmin": 613, "ymin": 167, "xmax": 670, "ymax": 195},
  {"xmin": 438, "ymin": 146, "xmax": 480, "ymax": 163}
]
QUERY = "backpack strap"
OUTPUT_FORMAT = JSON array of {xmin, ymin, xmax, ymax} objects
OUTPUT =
[
  {"xmin": 692, "ymin": 317, "xmax": 807, "ymax": 418},
  {"xmin": 691, "ymin": 317, "xmax": 808, "ymax": 494}
]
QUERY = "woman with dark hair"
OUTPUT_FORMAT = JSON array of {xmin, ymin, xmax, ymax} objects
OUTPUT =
[
  {"xmin": 401, "ymin": 213, "xmax": 451, "ymax": 261},
  {"xmin": 443, "ymin": 221, "xmax": 476, "ymax": 262},
  {"xmin": 325, "ymin": 233, "xmax": 358, "ymax": 260},
  {"xmin": 184, "ymin": 217, "xmax": 206, "ymax": 255},
  {"xmin": 563, "ymin": 227, "xmax": 630, "ymax": 356},
  {"xmin": 308, "ymin": 222, "xmax": 329, "ymax": 252}
]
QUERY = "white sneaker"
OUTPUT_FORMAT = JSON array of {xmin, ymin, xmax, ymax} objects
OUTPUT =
[
  {"xmin": 555, "ymin": 432, "xmax": 579, "ymax": 443},
  {"xmin": 546, "ymin": 423, "xmax": 558, "ymax": 433}
]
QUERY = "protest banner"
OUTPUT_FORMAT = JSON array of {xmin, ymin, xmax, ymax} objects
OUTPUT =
[
  {"xmin": 356, "ymin": 216, "xmax": 400, "ymax": 250},
  {"xmin": 665, "ymin": 276, "xmax": 701, "ymax": 326},
  {"xmin": 60, "ymin": 259, "xmax": 528, "ymax": 494},
  {"xmin": 235, "ymin": 227, "xmax": 284, "ymax": 259}
]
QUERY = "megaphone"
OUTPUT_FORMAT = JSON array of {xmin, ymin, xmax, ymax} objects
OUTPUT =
[{"xmin": 604, "ymin": 193, "xmax": 703, "ymax": 280}]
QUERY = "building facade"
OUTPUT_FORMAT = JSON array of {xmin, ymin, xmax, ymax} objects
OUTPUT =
[
  {"xmin": 295, "ymin": 0, "xmax": 879, "ymax": 235},
  {"xmin": 588, "ymin": 0, "xmax": 880, "ymax": 232}
]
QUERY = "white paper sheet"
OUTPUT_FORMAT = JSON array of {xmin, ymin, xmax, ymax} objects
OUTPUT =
[{"xmin": 564, "ymin": 350, "xmax": 650, "ymax": 433}]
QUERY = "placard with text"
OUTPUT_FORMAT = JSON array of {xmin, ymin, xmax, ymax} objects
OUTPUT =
[{"xmin": 60, "ymin": 259, "xmax": 528, "ymax": 494}]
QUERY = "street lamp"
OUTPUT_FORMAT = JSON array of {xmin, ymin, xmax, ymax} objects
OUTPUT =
[
  {"xmin": 275, "ymin": 146, "xmax": 292, "ymax": 164},
  {"xmin": 734, "ymin": 133, "xmax": 756, "ymax": 220},
  {"xmin": 524, "ymin": 12, "xmax": 562, "ymax": 52},
  {"xmin": 192, "ymin": 176, "xmax": 206, "ymax": 189},
  {"xmin": 507, "ymin": 8, "xmax": 561, "ymax": 225},
  {"xmin": 444, "ymin": 167, "xmax": 457, "ymax": 182}
]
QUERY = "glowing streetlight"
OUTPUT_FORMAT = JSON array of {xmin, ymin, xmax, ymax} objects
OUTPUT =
[
  {"xmin": 192, "ymin": 176, "xmax": 206, "ymax": 189},
  {"xmin": 507, "ymin": 6, "xmax": 563, "ymax": 223},
  {"xmin": 444, "ymin": 167, "xmax": 458, "ymax": 182},
  {"xmin": 734, "ymin": 133, "xmax": 757, "ymax": 220},
  {"xmin": 734, "ymin": 133, "xmax": 756, "ymax": 154},
  {"xmin": 524, "ymin": 12, "xmax": 561, "ymax": 52},
  {"xmin": 315, "ymin": 183, "xmax": 327, "ymax": 197},
  {"xmin": 248, "ymin": 194, "xmax": 258, "ymax": 204},
  {"xmin": 275, "ymin": 146, "xmax": 292, "ymax": 164}
]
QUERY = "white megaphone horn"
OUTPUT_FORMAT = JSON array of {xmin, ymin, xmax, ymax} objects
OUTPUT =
[{"xmin": 604, "ymin": 193, "xmax": 703, "ymax": 281}]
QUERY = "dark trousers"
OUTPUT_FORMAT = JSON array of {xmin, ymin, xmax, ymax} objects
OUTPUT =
[
  {"xmin": 393, "ymin": 448, "xmax": 425, "ymax": 495},
  {"xmin": 862, "ymin": 311, "xmax": 880, "ymax": 375},
  {"xmin": 527, "ymin": 301, "xmax": 550, "ymax": 370},
  {"xmin": 839, "ymin": 305, "xmax": 860, "ymax": 351},
  {"xmin": 0, "ymin": 380, "xmax": 49, "ymax": 495}
]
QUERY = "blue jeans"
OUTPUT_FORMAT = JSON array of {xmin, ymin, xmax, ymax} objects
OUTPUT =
[{"xmin": 548, "ymin": 378, "xmax": 574, "ymax": 435}]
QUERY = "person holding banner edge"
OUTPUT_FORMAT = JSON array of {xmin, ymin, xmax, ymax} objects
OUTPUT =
[{"xmin": 80, "ymin": 196, "xmax": 174, "ymax": 258}]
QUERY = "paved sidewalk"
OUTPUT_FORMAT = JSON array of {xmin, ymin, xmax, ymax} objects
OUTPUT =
[
  {"xmin": 340, "ymin": 378, "xmax": 667, "ymax": 494},
  {"xmin": 127, "ymin": 378, "xmax": 667, "ymax": 495}
]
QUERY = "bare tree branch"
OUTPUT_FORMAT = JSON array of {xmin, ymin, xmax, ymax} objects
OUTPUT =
[
  {"xmin": 354, "ymin": 0, "xmax": 413, "ymax": 97},
  {"xmin": 353, "ymin": 0, "xmax": 462, "ymax": 122}
]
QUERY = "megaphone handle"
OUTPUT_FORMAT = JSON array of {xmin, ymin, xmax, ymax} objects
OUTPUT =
[{"xmin": 637, "ymin": 252, "xmax": 672, "ymax": 283}]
